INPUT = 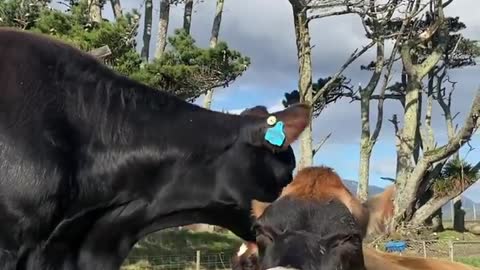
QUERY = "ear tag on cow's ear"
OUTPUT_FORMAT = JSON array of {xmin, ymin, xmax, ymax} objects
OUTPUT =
[
  {"xmin": 264, "ymin": 121, "xmax": 286, "ymax": 147},
  {"xmin": 267, "ymin": 115, "xmax": 277, "ymax": 126}
]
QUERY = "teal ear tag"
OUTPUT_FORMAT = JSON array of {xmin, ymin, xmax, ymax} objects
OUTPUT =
[{"xmin": 264, "ymin": 121, "xmax": 286, "ymax": 147}]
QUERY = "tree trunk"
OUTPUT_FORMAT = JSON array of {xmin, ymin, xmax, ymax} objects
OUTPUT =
[
  {"xmin": 357, "ymin": 40, "xmax": 385, "ymax": 202},
  {"xmin": 203, "ymin": 90, "xmax": 214, "ymax": 109},
  {"xmin": 393, "ymin": 76, "xmax": 422, "ymax": 222},
  {"xmin": 110, "ymin": 0, "xmax": 122, "ymax": 19},
  {"xmin": 209, "ymin": 0, "xmax": 224, "ymax": 48},
  {"xmin": 88, "ymin": 0, "xmax": 102, "ymax": 24},
  {"xmin": 391, "ymin": 3, "xmax": 450, "ymax": 227},
  {"xmin": 155, "ymin": 0, "xmax": 170, "ymax": 59},
  {"xmin": 411, "ymin": 167, "xmax": 480, "ymax": 227},
  {"xmin": 453, "ymin": 196, "xmax": 465, "ymax": 232},
  {"xmin": 431, "ymin": 208, "xmax": 444, "ymax": 232},
  {"xmin": 299, "ymin": 124, "xmax": 313, "ymax": 169},
  {"xmin": 203, "ymin": 0, "xmax": 224, "ymax": 109},
  {"xmin": 357, "ymin": 146, "xmax": 371, "ymax": 201},
  {"xmin": 289, "ymin": 1, "xmax": 313, "ymax": 169},
  {"xmin": 183, "ymin": 0, "xmax": 194, "ymax": 34},
  {"xmin": 357, "ymin": 93, "xmax": 372, "ymax": 202},
  {"xmin": 410, "ymin": 195, "xmax": 451, "ymax": 226},
  {"xmin": 141, "ymin": 0, "xmax": 153, "ymax": 60}
]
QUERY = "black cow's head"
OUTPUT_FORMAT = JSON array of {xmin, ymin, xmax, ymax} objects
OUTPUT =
[{"xmin": 219, "ymin": 104, "xmax": 310, "ymax": 205}]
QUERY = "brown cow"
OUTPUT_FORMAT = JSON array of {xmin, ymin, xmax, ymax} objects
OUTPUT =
[
  {"xmin": 234, "ymin": 166, "xmax": 367, "ymax": 270},
  {"xmin": 233, "ymin": 166, "xmax": 478, "ymax": 270}
]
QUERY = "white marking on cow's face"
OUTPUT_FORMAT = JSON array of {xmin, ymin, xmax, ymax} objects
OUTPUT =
[
  {"xmin": 266, "ymin": 267, "xmax": 299, "ymax": 270},
  {"xmin": 237, "ymin": 243, "xmax": 249, "ymax": 256}
]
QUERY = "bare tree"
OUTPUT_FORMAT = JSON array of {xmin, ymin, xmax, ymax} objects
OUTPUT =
[
  {"xmin": 203, "ymin": 0, "xmax": 225, "ymax": 109},
  {"xmin": 410, "ymin": 67, "xmax": 480, "ymax": 225},
  {"xmin": 183, "ymin": 0, "xmax": 194, "ymax": 34},
  {"xmin": 324, "ymin": 0, "xmax": 480, "ymax": 231},
  {"xmin": 286, "ymin": 0, "xmax": 367, "ymax": 168},
  {"xmin": 155, "ymin": 0, "xmax": 171, "ymax": 58},
  {"xmin": 110, "ymin": 0, "xmax": 122, "ymax": 19},
  {"xmin": 347, "ymin": 0, "xmax": 410, "ymax": 201},
  {"xmin": 385, "ymin": 0, "xmax": 480, "ymax": 229},
  {"xmin": 288, "ymin": 0, "xmax": 314, "ymax": 169},
  {"xmin": 390, "ymin": 0, "xmax": 448, "ymax": 225},
  {"xmin": 141, "ymin": 0, "xmax": 153, "ymax": 60}
]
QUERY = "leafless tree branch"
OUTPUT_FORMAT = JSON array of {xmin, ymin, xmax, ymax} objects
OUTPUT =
[
  {"xmin": 312, "ymin": 132, "xmax": 332, "ymax": 157},
  {"xmin": 312, "ymin": 41, "xmax": 375, "ymax": 103},
  {"xmin": 424, "ymin": 88, "xmax": 480, "ymax": 163}
]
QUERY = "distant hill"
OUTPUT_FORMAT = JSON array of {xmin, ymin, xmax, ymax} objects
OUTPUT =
[
  {"xmin": 342, "ymin": 179, "xmax": 385, "ymax": 196},
  {"xmin": 341, "ymin": 179, "xmax": 479, "ymax": 220}
]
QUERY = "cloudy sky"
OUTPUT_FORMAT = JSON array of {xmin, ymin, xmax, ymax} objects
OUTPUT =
[{"xmin": 53, "ymin": 0, "xmax": 480, "ymax": 201}]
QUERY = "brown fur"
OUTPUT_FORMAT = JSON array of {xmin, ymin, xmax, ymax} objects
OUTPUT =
[
  {"xmin": 278, "ymin": 166, "xmax": 370, "ymax": 238},
  {"xmin": 363, "ymin": 246, "xmax": 480, "ymax": 270},
  {"xmin": 363, "ymin": 185, "xmax": 395, "ymax": 236},
  {"xmin": 251, "ymin": 200, "xmax": 270, "ymax": 219},
  {"xmin": 252, "ymin": 168, "xmax": 397, "ymax": 239}
]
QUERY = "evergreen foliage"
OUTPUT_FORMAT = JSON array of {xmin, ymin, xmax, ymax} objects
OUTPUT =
[{"xmin": 0, "ymin": 0, "xmax": 250, "ymax": 101}]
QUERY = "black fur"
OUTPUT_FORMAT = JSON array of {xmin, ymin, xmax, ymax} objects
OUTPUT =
[
  {"xmin": 0, "ymin": 28, "xmax": 304, "ymax": 270},
  {"xmin": 253, "ymin": 198, "xmax": 365, "ymax": 270}
]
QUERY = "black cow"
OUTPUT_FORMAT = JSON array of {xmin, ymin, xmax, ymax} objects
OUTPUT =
[{"xmin": 0, "ymin": 28, "xmax": 310, "ymax": 270}]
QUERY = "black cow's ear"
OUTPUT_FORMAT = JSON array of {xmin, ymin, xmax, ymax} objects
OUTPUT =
[
  {"xmin": 243, "ymin": 103, "xmax": 311, "ymax": 149},
  {"xmin": 240, "ymin": 106, "xmax": 270, "ymax": 117}
]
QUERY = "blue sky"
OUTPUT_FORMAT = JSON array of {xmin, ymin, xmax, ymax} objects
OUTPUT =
[{"xmin": 52, "ymin": 0, "xmax": 480, "ymax": 201}]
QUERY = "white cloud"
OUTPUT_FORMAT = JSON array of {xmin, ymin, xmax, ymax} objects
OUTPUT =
[{"xmin": 371, "ymin": 158, "xmax": 397, "ymax": 177}]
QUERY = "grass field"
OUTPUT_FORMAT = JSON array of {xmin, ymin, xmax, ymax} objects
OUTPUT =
[
  {"xmin": 456, "ymin": 257, "xmax": 480, "ymax": 267},
  {"xmin": 128, "ymin": 229, "xmax": 242, "ymax": 258},
  {"xmin": 123, "ymin": 229, "xmax": 242, "ymax": 269}
]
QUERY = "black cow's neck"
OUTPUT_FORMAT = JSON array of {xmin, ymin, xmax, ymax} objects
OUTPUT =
[
  {"xmin": 60, "ymin": 62, "xmax": 247, "ymax": 149},
  {"xmin": 58, "ymin": 61, "xmax": 256, "ymax": 212}
]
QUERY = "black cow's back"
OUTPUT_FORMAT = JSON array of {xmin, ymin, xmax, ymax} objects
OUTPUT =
[{"xmin": 0, "ymin": 28, "xmax": 307, "ymax": 270}]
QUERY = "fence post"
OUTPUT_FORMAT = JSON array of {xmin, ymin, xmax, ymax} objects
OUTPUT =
[
  {"xmin": 196, "ymin": 250, "xmax": 201, "ymax": 270},
  {"xmin": 449, "ymin": 241, "xmax": 454, "ymax": 262},
  {"xmin": 422, "ymin": 241, "xmax": 427, "ymax": 258}
]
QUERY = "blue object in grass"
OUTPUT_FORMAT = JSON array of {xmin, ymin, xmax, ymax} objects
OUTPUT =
[
  {"xmin": 264, "ymin": 121, "xmax": 286, "ymax": 147},
  {"xmin": 384, "ymin": 240, "xmax": 407, "ymax": 253}
]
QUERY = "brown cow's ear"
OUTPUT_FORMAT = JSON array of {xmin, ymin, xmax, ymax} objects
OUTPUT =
[
  {"xmin": 363, "ymin": 185, "xmax": 396, "ymax": 236},
  {"xmin": 244, "ymin": 103, "xmax": 311, "ymax": 149},
  {"xmin": 251, "ymin": 200, "xmax": 271, "ymax": 219}
]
